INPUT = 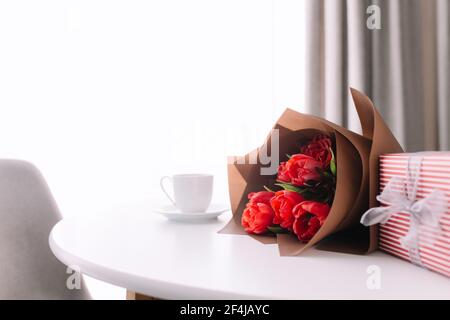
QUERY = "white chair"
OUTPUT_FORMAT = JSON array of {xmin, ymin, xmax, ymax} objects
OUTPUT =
[{"xmin": 0, "ymin": 160, "xmax": 90, "ymax": 299}]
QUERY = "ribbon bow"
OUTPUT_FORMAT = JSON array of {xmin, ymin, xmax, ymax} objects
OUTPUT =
[{"xmin": 360, "ymin": 155, "xmax": 445, "ymax": 267}]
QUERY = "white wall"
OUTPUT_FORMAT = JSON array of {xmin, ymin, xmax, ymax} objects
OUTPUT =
[{"xmin": 0, "ymin": 0, "xmax": 305, "ymax": 299}]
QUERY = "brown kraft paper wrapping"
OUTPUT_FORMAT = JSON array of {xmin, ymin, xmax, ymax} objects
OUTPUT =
[{"xmin": 219, "ymin": 88, "xmax": 403, "ymax": 256}]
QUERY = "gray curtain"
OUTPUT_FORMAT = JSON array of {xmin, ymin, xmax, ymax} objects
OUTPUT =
[{"xmin": 306, "ymin": 0, "xmax": 450, "ymax": 151}]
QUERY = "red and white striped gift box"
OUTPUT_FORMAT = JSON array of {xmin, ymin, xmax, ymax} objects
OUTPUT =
[{"xmin": 379, "ymin": 152, "xmax": 450, "ymax": 277}]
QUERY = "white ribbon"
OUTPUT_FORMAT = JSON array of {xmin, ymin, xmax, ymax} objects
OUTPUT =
[{"xmin": 360, "ymin": 155, "xmax": 445, "ymax": 267}]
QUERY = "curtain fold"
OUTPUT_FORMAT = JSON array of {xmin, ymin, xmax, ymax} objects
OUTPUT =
[{"xmin": 306, "ymin": 0, "xmax": 450, "ymax": 151}]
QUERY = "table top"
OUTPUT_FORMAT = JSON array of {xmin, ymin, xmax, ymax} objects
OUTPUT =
[{"xmin": 49, "ymin": 200, "xmax": 450, "ymax": 299}]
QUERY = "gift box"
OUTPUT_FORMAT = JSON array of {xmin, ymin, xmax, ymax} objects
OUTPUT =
[{"xmin": 366, "ymin": 152, "xmax": 450, "ymax": 277}]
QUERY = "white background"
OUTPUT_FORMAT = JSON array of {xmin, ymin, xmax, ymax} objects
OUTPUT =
[{"xmin": 0, "ymin": 0, "xmax": 305, "ymax": 299}]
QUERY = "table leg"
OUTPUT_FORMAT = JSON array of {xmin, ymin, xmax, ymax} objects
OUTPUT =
[{"xmin": 126, "ymin": 290, "xmax": 159, "ymax": 300}]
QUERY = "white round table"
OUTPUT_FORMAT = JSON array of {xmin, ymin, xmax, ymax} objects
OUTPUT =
[{"xmin": 49, "ymin": 201, "xmax": 450, "ymax": 299}]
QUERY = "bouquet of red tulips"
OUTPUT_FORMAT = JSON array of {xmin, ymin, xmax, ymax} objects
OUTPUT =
[
  {"xmin": 221, "ymin": 88, "xmax": 403, "ymax": 256},
  {"xmin": 242, "ymin": 134, "xmax": 336, "ymax": 242}
]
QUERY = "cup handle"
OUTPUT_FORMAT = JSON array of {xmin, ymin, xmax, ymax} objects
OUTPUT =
[{"xmin": 160, "ymin": 176, "xmax": 176, "ymax": 206}]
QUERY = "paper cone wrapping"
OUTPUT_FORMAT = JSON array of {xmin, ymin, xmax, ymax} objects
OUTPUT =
[
  {"xmin": 379, "ymin": 153, "xmax": 450, "ymax": 277},
  {"xmin": 220, "ymin": 88, "xmax": 403, "ymax": 255}
]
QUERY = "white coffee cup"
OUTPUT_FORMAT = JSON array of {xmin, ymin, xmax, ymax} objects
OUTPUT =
[{"xmin": 160, "ymin": 174, "xmax": 213, "ymax": 213}]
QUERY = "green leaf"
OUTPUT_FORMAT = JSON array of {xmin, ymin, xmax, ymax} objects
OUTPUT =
[
  {"xmin": 330, "ymin": 148, "xmax": 337, "ymax": 176},
  {"xmin": 330, "ymin": 161, "xmax": 336, "ymax": 176},
  {"xmin": 267, "ymin": 226, "xmax": 288, "ymax": 234},
  {"xmin": 275, "ymin": 183, "xmax": 305, "ymax": 194},
  {"xmin": 263, "ymin": 185, "xmax": 274, "ymax": 192}
]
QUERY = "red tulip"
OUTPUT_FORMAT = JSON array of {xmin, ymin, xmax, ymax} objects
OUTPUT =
[
  {"xmin": 241, "ymin": 191, "xmax": 275, "ymax": 234},
  {"xmin": 292, "ymin": 201, "xmax": 330, "ymax": 242},
  {"xmin": 301, "ymin": 134, "xmax": 333, "ymax": 168},
  {"xmin": 277, "ymin": 154, "xmax": 322, "ymax": 187},
  {"xmin": 270, "ymin": 190, "xmax": 305, "ymax": 230}
]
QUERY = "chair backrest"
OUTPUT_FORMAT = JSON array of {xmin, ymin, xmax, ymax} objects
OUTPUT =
[{"xmin": 0, "ymin": 160, "xmax": 90, "ymax": 299}]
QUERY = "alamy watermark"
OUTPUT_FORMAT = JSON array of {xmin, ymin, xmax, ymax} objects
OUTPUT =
[
  {"xmin": 366, "ymin": 265, "xmax": 381, "ymax": 290},
  {"xmin": 228, "ymin": 129, "xmax": 280, "ymax": 176},
  {"xmin": 366, "ymin": 4, "xmax": 381, "ymax": 30},
  {"xmin": 66, "ymin": 265, "xmax": 82, "ymax": 290}
]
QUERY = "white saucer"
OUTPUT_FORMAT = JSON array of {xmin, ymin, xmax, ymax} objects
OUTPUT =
[{"xmin": 155, "ymin": 204, "xmax": 230, "ymax": 222}]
